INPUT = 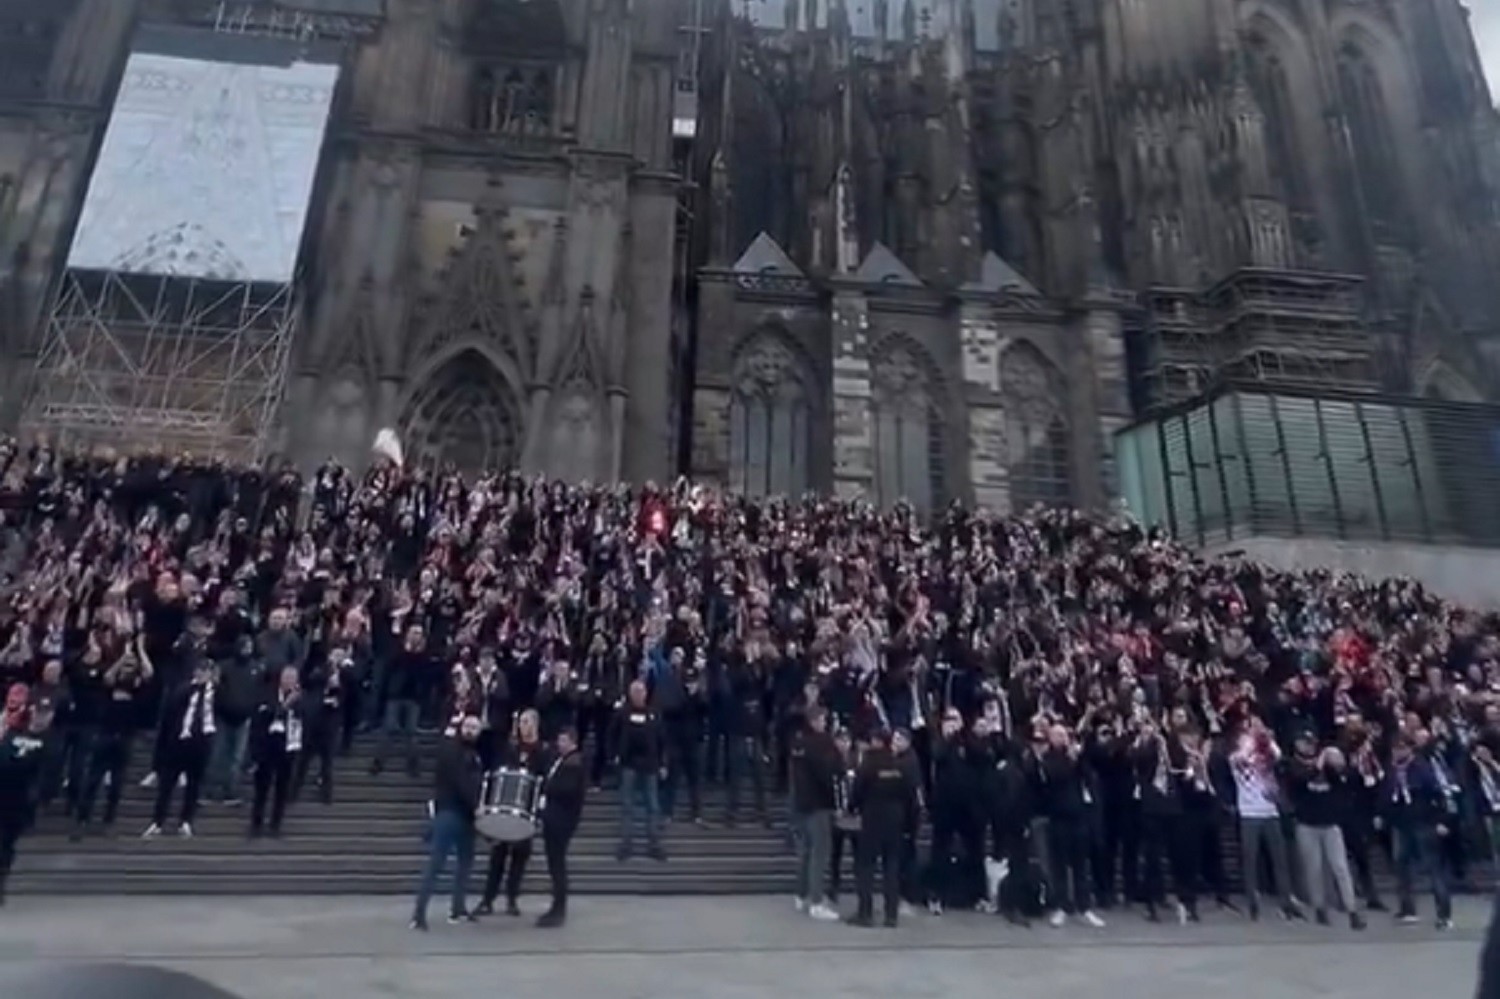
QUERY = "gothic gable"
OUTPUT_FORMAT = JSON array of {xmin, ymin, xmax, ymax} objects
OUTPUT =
[
  {"xmin": 962, "ymin": 250, "xmax": 1041, "ymax": 296},
  {"xmin": 854, "ymin": 242, "xmax": 923, "ymax": 286},
  {"xmin": 733, "ymin": 232, "xmax": 804, "ymax": 277},
  {"xmin": 416, "ymin": 180, "xmax": 540, "ymax": 383}
]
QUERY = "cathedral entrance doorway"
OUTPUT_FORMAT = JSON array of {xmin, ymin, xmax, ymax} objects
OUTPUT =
[{"xmin": 398, "ymin": 347, "xmax": 523, "ymax": 477}]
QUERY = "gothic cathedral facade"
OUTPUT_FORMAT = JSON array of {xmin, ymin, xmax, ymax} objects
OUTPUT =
[{"xmin": 0, "ymin": 0, "xmax": 1498, "ymax": 511}]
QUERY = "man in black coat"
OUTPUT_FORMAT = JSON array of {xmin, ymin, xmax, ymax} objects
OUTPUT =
[{"xmin": 537, "ymin": 726, "xmax": 586, "ymax": 927}]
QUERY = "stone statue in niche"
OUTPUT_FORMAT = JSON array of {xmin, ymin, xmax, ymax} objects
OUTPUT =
[
  {"xmin": 548, "ymin": 382, "xmax": 601, "ymax": 482},
  {"xmin": 318, "ymin": 371, "xmax": 370, "ymax": 469}
]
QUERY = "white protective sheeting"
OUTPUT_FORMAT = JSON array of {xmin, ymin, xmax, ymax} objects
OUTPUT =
[{"xmin": 67, "ymin": 52, "xmax": 338, "ymax": 284}]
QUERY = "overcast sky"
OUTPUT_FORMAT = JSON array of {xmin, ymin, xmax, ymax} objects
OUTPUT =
[{"xmin": 1477, "ymin": 4, "xmax": 1499, "ymax": 101}]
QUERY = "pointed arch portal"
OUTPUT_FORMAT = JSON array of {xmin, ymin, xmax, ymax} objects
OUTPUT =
[{"xmin": 399, "ymin": 347, "xmax": 523, "ymax": 476}]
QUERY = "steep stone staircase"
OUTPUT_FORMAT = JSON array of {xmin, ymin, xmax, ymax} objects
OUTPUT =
[{"xmin": 11, "ymin": 735, "xmax": 800, "ymax": 896}]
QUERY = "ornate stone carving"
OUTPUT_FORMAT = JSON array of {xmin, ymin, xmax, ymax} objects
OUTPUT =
[
  {"xmin": 399, "ymin": 349, "xmax": 522, "ymax": 475},
  {"xmin": 999, "ymin": 342, "xmax": 1064, "ymax": 429},
  {"xmin": 871, "ymin": 341, "xmax": 934, "ymax": 414}
]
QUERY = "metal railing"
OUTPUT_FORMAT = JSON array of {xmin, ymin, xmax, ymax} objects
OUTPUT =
[{"xmin": 1114, "ymin": 384, "xmax": 1500, "ymax": 548}]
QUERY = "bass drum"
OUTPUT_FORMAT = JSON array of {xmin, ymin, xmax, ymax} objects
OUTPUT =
[{"xmin": 476, "ymin": 767, "xmax": 541, "ymax": 842}]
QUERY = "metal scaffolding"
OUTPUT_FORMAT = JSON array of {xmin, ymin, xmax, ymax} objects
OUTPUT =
[
  {"xmin": 23, "ymin": 269, "xmax": 296, "ymax": 461},
  {"xmin": 1135, "ymin": 267, "xmax": 1376, "ymax": 411}
]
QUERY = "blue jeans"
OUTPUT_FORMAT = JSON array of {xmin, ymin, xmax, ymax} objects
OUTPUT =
[
  {"xmin": 1393, "ymin": 825, "xmax": 1452, "ymax": 920},
  {"xmin": 377, "ymin": 699, "xmax": 420, "ymax": 770},
  {"xmin": 209, "ymin": 720, "xmax": 249, "ymax": 800},
  {"xmin": 413, "ymin": 808, "xmax": 476, "ymax": 922},
  {"xmin": 618, "ymin": 768, "xmax": 661, "ymax": 855}
]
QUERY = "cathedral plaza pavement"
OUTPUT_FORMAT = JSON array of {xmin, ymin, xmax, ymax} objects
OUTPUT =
[{"xmin": 0, "ymin": 895, "xmax": 1488, "ymax": 999}]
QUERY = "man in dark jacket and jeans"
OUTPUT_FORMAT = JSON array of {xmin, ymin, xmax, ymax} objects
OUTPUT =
[
  {"xmin": 210, "ymin": 636, "xmax": 262, "ymax": 804},
  {"xmin": 790, "ymin": 707, "xmax": 840, "ymax": 921},
  {"xmin": 411, "ymin": 714, "xmax": 483, "ymax": 931}
]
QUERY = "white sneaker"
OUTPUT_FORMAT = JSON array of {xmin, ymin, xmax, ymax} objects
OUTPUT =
[
  {"xmin": 808, "ymin": 903, "xmax": 839, "ymax": 922},
  {"xmin": 1048, "ymin": 909, "xmax": 1067, "ymax": 928},
  {"xmin": 927, "ymin": 899, "xmax": 944, "ymax": 916},
  {"xmin": 141, "ymin": 823, "xmax": 162, "ymax": 839},
  {"xmin": 139, "ymin": 772, "xmax": 157, "ymax": 789},
  {"xmin": 1082, "ymin": 910, "xmax": 1106, "ymax": 928},
  {"xmin": 794, "ymin": 896, "xmax": 808, "ymax": 913},
  {"xmin": 975, "ymin": 899, "xmax": 997, "ymax": 914},
  {"xmin": 179, "ymin": 823, "xmax": 194, "ymax": 838}
]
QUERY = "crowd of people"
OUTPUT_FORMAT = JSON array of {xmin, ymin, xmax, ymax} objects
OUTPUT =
[{"xmin": 0, "ymin": 437, "xmax": 1496, "ymax": 932}]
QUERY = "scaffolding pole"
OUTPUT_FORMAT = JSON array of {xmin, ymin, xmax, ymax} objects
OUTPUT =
[{"xmin": 22, "ymin": 268, "xmax": 297, "ymax": 461}]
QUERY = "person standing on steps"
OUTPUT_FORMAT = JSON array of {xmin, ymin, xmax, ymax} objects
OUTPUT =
[
  {"xmin": 0, "ymin": 684, "xmax": 48, "ymax": 906},
  {"xmin": 610, "ymin": 679, "xmax": 666, "ymax": 862},
  {"xmin": 411, "ymin": 713, "xmax": 483, "ymax": 931},
  {"xmin": 847, "ymin": 727, "xmax": 917, "ymax": 928},
  {"xmin": 537, "ymin": 726, "xmax": 586, "ymax": 927},
  {"xmin": 143, "ymin": 657, "xmax": 214, "ymax": 840},
  {"xmin": 475, "ymin": 708, "xmax": 547, "ymax": 917},
  {"xmin": 247, "ymin": 666, "xmax": 304, "ymax": 839}
]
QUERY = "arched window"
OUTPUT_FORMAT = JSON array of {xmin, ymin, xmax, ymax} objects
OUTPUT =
[
  {"xmin": 1337, "ymin": 42, "xmax": 1405, "ymax": 232},
  {"xmin": 1000, "ymin": 344, "xmax": 1071, "ymax": 510},
  {"xmin": 1245, "ymin": 34, "xmax": 1308, "ymax": 209},
  {"xmin": 871, "ymin": 342, "xmax": 941, "ymax": 511},
  {"xmin": 728, "ymin": 336, "xmax": 811, "ymax": 498}
]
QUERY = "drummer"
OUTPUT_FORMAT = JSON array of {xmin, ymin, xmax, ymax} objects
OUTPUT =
[{"xmin": 475, "ymin": 709, "xmax": 550, "ymax": 917}]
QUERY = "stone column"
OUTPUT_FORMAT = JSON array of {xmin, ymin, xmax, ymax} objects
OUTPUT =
[
  {"xmin": 830, "ymin": 286, "xmax": 874, "ymax": 499},
  {"xmin": 1071, "ymin": 295, "xmax": 1132, "ymax": 509}
]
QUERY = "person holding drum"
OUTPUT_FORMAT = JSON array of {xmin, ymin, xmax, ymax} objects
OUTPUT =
[
  {"xmin": 475, "ymin": 709, "xmax": 549, "ymax": 917},
  {"xmin": 410, "ymin": 714, "xmax": 484, "ymax": 931}
]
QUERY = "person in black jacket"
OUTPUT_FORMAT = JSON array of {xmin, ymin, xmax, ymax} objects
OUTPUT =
[
  {"xmin": 0, "ymin": 686, "xmax": 47, "ymax": 906},
  {"xmin": 144, "ymin": 660, "xmax": 216, "ymax": 839},
  {"xmin": 789, "ymin": 706, "xmax": 840, "ymax": 920},
  {"xmin": 411, "ymin": 714, "xmax": 483, "ymax": 931},
  {"xmin": 848, "ymin": 727, "xmax": 918, "ymax": 928},
  {"xmin": 476, "ymin": 709, "xmax": 547, "ymax": 916},
  {"xmin": 1040, "ymin": 724, "xmax": 1106, "ymax": 928},
  {"xmin": 926, "ymin": 709, "xmax": 985, "ymax": 913},
  {"xmin": 537, "ymin": 726, "xmax": 586, "ymax": 927},
  {"xmin": 610, "ymin": 679, "xmax": 666, "ymax": 861},
  {"xmin": 1285, "ymin": 730, "xmax": 1365, "ymax": 929},
  {"xmin": 247, "ymin": 666, "xmax": 304, "ymax": 838}
]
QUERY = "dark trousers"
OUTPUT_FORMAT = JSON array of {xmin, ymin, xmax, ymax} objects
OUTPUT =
[
  {"xmin": 0, "ymin": 809, "xmax": 23, "ymax": 895},
  {"xmin": 928, "ymin": 806, "xmax": 984, "ymax": 904},
  {"xmin": 293, "ymin": 725, "xmax": 335, "ymax": 805},
  {"xmin": 1092, "ymin": 804, "xmax": 1135, "ymax": 904},
  {"xmin": 152, "ymin": 737, "xmax": 211, "ymax": 827},
  {"xmin": 1045, "ymin": 816, "xmax": 1092, "ymax": 914},
  {"xmin": 76, "ymin": 734, "xmax": 131, "ymax": 827},
  {"xmin": 482, "ymin": 838, "xmax": 533, "ymax": 904},
  {"xmin": 251, "ymin": 751, "xmax": 295, "ymax": 832},
  {"xmin": 1138, "ymin": 811, "xmax": 1176, "ymax": 906},
  {"xmin": 830, "ymin": 827, "xmax": 857, "ymax": 899},
  {"xmin": 660, "ymin": 720, "xmax": 700, "ymax": 820},
  {"xmin": 1172, "ymin": 808, "xmax": 1209, "ymax": 908},
  {"xmin": 1393, "ymin": 825, "xmax": 1452, "ymax": 920},
  {"xmin": 989, "ymin": 820, "xmax": 1031, "ymax": 914},
  {"xmin": 1342, "ymin": 814, "xmax": 1382, "ymax": 903},
  {"xmin": 577, "ymin": 702, "xmax": 612, "ymax": 785},
  {"xmin": 725, "ymin": 734, "xmax": 766, "ymax": 821},
  {"xmin": 855, "ymin": 819, "xmax": 903, "ymax": 920},
  {"xmin": 542, "ymin": 829, "xmax": 570, "ymax": 914}
]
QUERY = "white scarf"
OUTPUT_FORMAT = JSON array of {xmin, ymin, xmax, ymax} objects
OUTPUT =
[
  {"xmin": 180, "ymin": 683, "xmax": 217, "ymax": 740},
  {"xmin": 268, "ymin": 691, "xmax": 303, "ymax": 753}
]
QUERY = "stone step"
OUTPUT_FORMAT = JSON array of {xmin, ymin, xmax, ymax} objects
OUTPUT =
[
  {"xmin": 7, "ymin": 869, "xmax": 800, "ymax": 896},
  {"xmin": 22, "ymin": 831, "xmax": 791, "ymax": 857}
]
